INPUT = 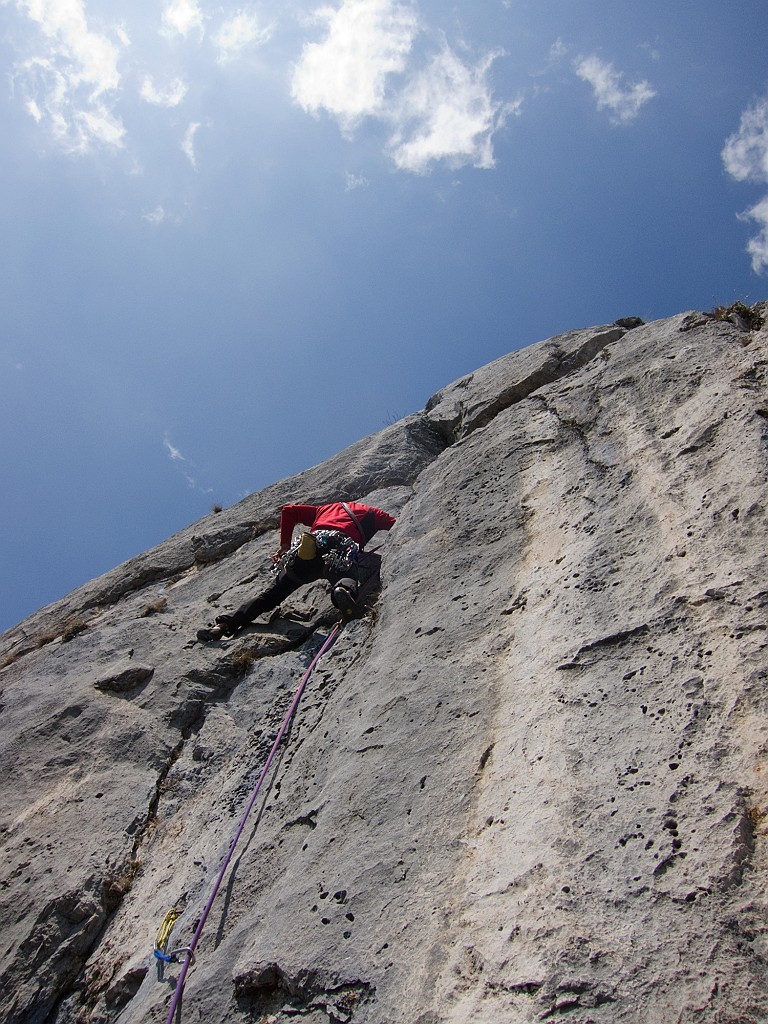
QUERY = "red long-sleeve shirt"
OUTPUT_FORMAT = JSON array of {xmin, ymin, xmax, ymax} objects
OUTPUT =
[{"xmin": 279, "ymin": 502, "xmax": 396, "ymax": 550}]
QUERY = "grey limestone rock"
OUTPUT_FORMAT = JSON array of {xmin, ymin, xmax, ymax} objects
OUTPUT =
[
  {"xmin": 94, "ymin": 660, "xmax": 155, "ymax": 694},
  {"xmin": 1, "ymin": 305, "xmax": 768, "ymax": 1024}
]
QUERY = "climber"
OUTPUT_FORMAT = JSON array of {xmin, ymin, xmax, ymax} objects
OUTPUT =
[{"xmin": 196, "ymin": 501, "xmax": 396, "ymax": 642}]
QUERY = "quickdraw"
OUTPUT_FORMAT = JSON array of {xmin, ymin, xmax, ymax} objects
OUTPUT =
[{"xmin": 154, "ymin": 907, "xmax": 180, "ymax": 956}]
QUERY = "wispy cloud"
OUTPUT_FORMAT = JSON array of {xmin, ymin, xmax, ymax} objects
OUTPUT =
[
  {"xmin": 214, "ymin": 11, "xmax": 274, "ymax": 63},
  {"xmin": 143, "ymin": 205, "xmax": 169, "ymax": 225},
  {"xmin": 549, "ymin": 38, "xmax": 567, "ymax": 62},
  {"xmin": 163, "ymin": 435, "xmax": 186, "ymax": 462},
  {"xmin": 388, "ymin": 47, "xmax": 515, "ymax": 174},
  {"xmin": 182, "ymin": 121, "xmax": 201, "ymax": 168},
  {"xmin": 345, "ymin": 170, "xmax": 369, "ymax": 190},
  {"xmin": 291, "ymin": 0, "xmax": 418, "ymax": 130},
  {"xmin": 163, "ymin": 434, "xmax": 212, "ymax": 492},
  {"xmin": 639, "ymin": 41, "xmax": 662, "ymax": 63},
  {"xmin": 739, "ymin": 198, "xmax": 768, "ymax": 276},
  {"xmin": 723, "ymin": 96, "xmax": 768, "ymax": 273},
  {"xmin": 164, "ymin": 434, "xmax": 196, "ymax": 488},
  {"xmin": 161, "ymin": 0, "xmax": 204, "ymax": 39},
  {"xmin": 574, "ymin": 55, "xmax": 655, "ymax": 125},
  {"xmin": 140, "ymin": 75, "xmax": 188, "ymax": 108},
  {"xmin": 11, "ymin": 0, "xmax": 126, "ymax": 152}
]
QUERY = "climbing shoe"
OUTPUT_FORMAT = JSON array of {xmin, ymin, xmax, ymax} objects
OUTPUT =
[
  {"xmin": 197, "ymin": 625, "xmax": 225, "ymax": 642},
  {"xmin": 331, "ymin": 580, "xmax": 357, "ymax": 614},
  {"xmin": 196, "ymin": 615, "xmax": 237, "ymax": 643}
]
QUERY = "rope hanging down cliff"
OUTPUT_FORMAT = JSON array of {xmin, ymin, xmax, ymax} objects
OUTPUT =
[{"xmin": 160, "ymin": 622, "xmax": 343, "ymax": 1024}]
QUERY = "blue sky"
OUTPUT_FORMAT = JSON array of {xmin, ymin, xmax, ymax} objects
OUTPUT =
[{"xmin": 1, "ymin": 0, "xmax": 767, "ymax": 632}]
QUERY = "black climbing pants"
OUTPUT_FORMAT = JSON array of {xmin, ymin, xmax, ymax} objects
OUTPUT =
[{"xmin": 226, "ymin": 553, "xmax": 327, "ymax": 630}]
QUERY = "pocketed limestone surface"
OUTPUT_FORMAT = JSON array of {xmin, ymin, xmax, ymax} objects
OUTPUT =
[{"xmin": 1, "ymin": 306, "xmax": 767, "ymax": 1024}]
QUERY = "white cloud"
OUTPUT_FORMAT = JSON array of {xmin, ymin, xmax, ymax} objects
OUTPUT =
[
  {"xmin": 639, "ymin": 41, "xmax": 661, "ymax": 63},
  {"xmin": 140, "ymin": 75, "xmax": 188, "ymax": 108},
  {"xmin": 21, "ymin": 0, "xmax": 121, "ymax": 94},
  {"xmin": 739, "ymin": 198, "xmax": 768, "ymax": 275},
  {"xmin": 9, "ymin": 0, "xmax": 516, "ymax": 179},
  {"xmin": 291, "ymin": 0, "xmax": 418, "ymax": 129},
  {"xmin": 12, "ymin": 0, "xmax": 126, "ymax": 152},
  {"xmin": 549, "ymin": 38, "xmax": 567, "ymax": 62},
  {"xmin": 163, "ymin": 436, "xmax": 196, "ymax": 487},
  {"xmin": 26, "ymin": 97, "xmax": 43, "ymax": 121},
  {"xmin": 574, "ymin": 55, "xmax": 655, "ymax": 125},
  {"xmin": 163, "ymin": 434, "xmax": 212, "ymax": 492},
  {"xmin": 528, "ymin": 36, "xmax": 567, "ymax": 79},
  {"xmin": 214, "ymin": 10, "xmax": 273, "ymax": 62},
  {"xmin": 345, "ymin": 170, "xmax": 369, "ymax": 190},
  {"xmin": 161, "ymin": 0, "xmax": 204, "ymax": 39},
  {"xmin": 723, "ymin": 98, "xmax": 768, "ymax": 274},
  {"xmin": 142, "ymin": 205, "xmax": 184, "ymax": 226},
  {"xmin": 722, "ymin": 97, "xmax": 768, "ymax": 183},
  {"xmin": 388, "ymin": 47, "xmax": 516, "ymax": 174},
  {"xmin": 77, "ymin": 106, "xmax": 125, "ymax": 147},
  {"xmin": 291, "ymin": 1, "xmax": 511, "ymax": 174},
  {"xmin": 182, "ymin": 121, "xmax": 201, "ymax": 167},
  {"xmin": 163, "ymin": 435, "xmax": 186, "ymax": 461},
  {"xmin": 143, "ymin": 205, "xmax": 168, "ymax": 225}
]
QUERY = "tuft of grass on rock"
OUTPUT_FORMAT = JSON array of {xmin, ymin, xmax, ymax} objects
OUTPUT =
[
  {"xmin": 139, "ymin": 597, "xmax": 168, "ymax": 618},
  {"xmin": 34, "ymin": 617, "xmax": 89, "ymax": 648},
  {"xmin": 61, "ymin": 617, "xmax": 89, "ymax": 642},
  {"xmin": 227, "ymin": 646, "xmax": 257, "ymax": 677}
]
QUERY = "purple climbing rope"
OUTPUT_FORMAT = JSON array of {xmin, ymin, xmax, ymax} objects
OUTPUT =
[{"xmin": 164, "ymin": 622, "xmax": 342, "ymax": 1024}]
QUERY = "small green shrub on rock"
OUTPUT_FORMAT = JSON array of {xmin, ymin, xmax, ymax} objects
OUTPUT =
[{"xmin": 710, "ymin": 301, "xmax": 765, "ymax": 331}]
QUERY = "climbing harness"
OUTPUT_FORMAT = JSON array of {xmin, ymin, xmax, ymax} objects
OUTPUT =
[
  {"xmin": 160, "ymin": 622, "xmax": 343, "ymax": 1024},
  {"xmin": 273, "ymin": 529, "xmax": 360, "ymax": 589},
  {"xmin": 314, "ymin": 530, "xmax": 359, "ymax": 581}
]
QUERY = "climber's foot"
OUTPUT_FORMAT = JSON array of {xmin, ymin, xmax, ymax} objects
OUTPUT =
[{"xmin": 196, "ymin": 625, "xmax": 225, "ymax": 642}]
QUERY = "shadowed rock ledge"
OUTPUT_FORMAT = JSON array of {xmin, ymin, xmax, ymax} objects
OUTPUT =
[{"xmin": 2, "ymin": 305, "xmax": 768, "ymax": 1024}]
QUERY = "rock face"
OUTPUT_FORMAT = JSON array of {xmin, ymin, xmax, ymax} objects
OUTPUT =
[{"xmin": 2, "ymin": 305, "xmax": 768, "ymax": 1024}]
